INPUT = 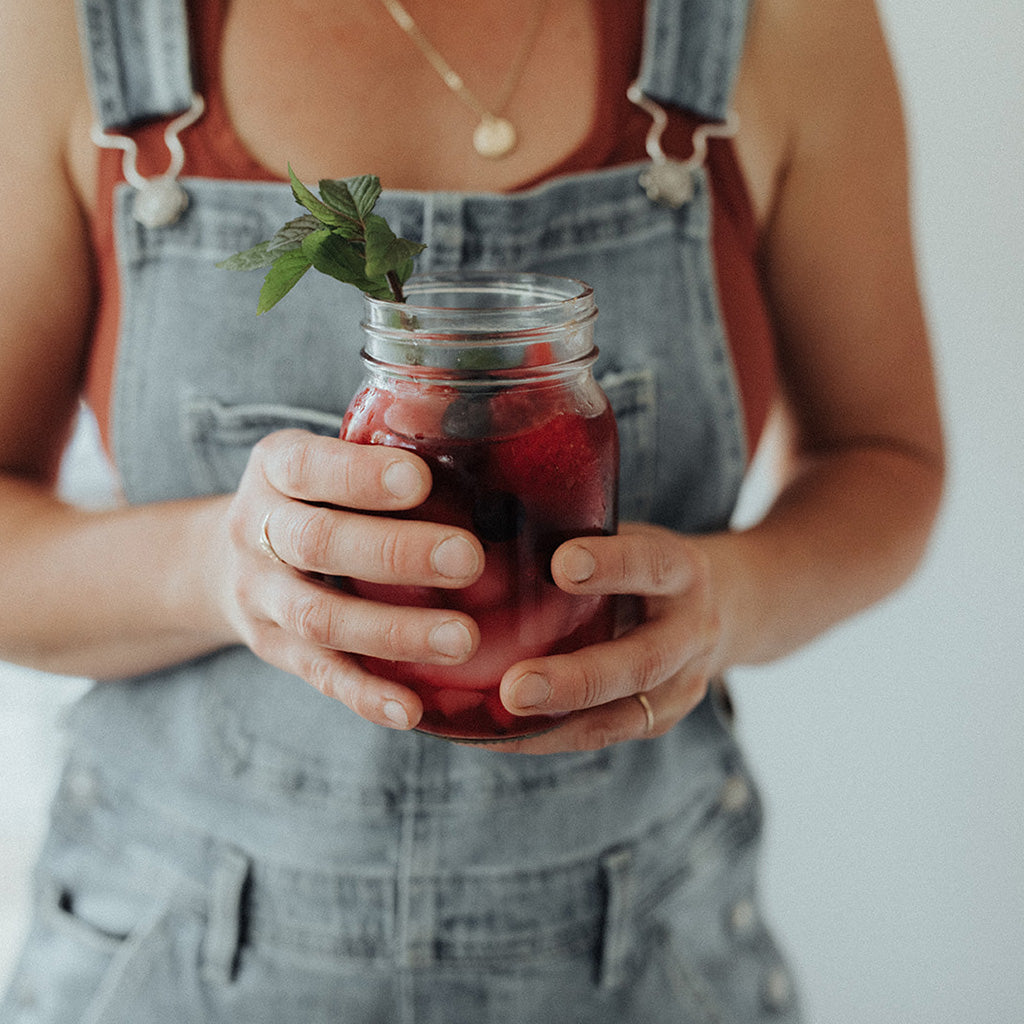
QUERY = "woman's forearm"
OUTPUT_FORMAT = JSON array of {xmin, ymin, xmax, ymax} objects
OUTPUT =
[
  {"xmin": 708, "ymin": 439, "xmax": 945, "ymax": 670},
  {"xmin": 0, "ymin": 475, "xmax": 235, "ymax": 679},
  {"xmin": 0, "ymin": 434, "xmax": 944, "ymax": 696}
]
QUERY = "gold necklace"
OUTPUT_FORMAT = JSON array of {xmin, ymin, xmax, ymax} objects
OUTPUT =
[{"xmin": 377, "ymin": 0, "xmax": 549, "ymax": 159}]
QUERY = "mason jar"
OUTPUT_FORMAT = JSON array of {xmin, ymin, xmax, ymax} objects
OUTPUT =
[{"xmin": 340, "ymin": 273, "xmax": 619, "ymax": 741}]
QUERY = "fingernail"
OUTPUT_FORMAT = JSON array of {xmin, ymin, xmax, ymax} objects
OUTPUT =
[
  {"xmin": 383, "ymin": 460, "xmax": 422, "ymax": 500},
  {"xmin": 430, "ymin": 619, "xmax": 474, "ymax": 659},
  {"xmin": 561, "ymin": 545, "xmax": 596, "ymax": 583},
  {"xmin": 508, "ymin": 672, "xmax": 551, "ymax": 710},
  {"xmin": 432, "ymin": 535, "xmax": 479, "ymax": 579},
  {"xmin": 383, "ymin": 700, "xmax": 410, "ymax": 728}
]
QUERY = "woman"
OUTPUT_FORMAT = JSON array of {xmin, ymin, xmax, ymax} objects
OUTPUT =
[{"xmin": 0, "ymin": 0, "xmax": 943, "ymax": 1020}]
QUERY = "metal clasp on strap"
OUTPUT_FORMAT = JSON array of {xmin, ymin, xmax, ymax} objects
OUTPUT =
[
  {"xmin": 89, "ymin": 92, "xmax": 205, "ymax": 228},
  {"xmin": 627, "ymin": 82, "xmax": 739, "ymax": 209}
]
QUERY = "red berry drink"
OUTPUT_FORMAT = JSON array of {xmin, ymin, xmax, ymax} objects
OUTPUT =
[{"xmin": 343, "ymin": 274, "xmax": 618, "ymax": 741}]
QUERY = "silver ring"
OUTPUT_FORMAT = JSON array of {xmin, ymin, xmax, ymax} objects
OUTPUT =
[
  {"xmin": 259, "ymin": 512, "xmax": 286, "ymax": 564},
  {"xmin": 635, "ymin": 692, "xmax": 655, "ymax": 734}
]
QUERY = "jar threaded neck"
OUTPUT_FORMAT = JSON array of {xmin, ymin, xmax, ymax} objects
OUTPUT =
[{"xmin": 360, "ymin": 273, "xmax": 597, "ymax": 373}]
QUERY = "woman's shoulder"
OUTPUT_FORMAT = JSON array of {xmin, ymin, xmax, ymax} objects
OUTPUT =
[
  {"xmin": 733, "ymin": 0, "xmax": 905, "ymax": 229},
  {"xmin": 0, "ymin": 1, "xmax": 96, "ymax": 213},
  {"xmin": 0, "ymin": 1, "xmax": 88, "ymax": 142},
  {"xmin": 740, "ymin": 0, "xmax": 902, "ymax": 120}
]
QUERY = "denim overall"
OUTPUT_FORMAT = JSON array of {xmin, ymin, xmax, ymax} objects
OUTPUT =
[{"xmin": 2, "ymin": 1, "xmax": 802, "ymax": 1021}]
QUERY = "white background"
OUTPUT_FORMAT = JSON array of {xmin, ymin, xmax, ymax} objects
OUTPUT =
[{"xmin": 1, "ymin": 1, "xmax": 1022, "ymax": 1020}]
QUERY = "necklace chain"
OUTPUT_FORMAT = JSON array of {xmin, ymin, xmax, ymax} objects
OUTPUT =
[{"xmin": 377, "ymin": 0, "xmax": 549, "ymax": 158}]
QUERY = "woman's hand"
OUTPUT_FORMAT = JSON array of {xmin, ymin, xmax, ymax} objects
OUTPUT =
[
  {"xmin": 489, "ymin": 522, "xmax": 727, "ymax": 754},
  {"xmin": 215, "ymin": 428, "xmax": 485, "ymax": 730}
]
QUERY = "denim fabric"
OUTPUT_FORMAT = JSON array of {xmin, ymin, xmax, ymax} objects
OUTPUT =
[
  {"xmin": 636, "ymin": 0, "xmax": 751, "ymax": 120},
  {"xmin": 3, "ymin": 0, "xmax": 803, "ymax": 1021},
  {"xmin": 5, "ymin": 699, "xmax": 797, "ymax": 1024},
  {"xmin": 75, "ymin": 0, "xmax": 194, "ymax": 128}
]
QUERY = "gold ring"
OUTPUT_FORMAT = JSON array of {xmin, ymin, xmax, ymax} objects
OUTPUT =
[
  {"xmin": 259, "ymin": 512, "xmax": 286, "ymax": 564},
  {"xmin": 635, "ymin": 692, "xmax": 655, "ymax": 734}
]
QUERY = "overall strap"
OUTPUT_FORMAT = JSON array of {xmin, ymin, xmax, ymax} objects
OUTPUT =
[
  {"xmin": 634, "ymin": 0, "xmax": 751, "ymax": 122},
  {"xmin": 75, "ymin": 0, "xmax": 195, "ymax": 130}
]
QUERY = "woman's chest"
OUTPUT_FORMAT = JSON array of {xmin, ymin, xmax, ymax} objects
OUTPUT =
[{"xmin": 218, "ymin": 0, "xmax": 600, "ymax": 193}]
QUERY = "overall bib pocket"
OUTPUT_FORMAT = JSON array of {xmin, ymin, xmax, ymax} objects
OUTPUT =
[{"xmin": 182, "ymin": 397, "xmax": 347, "ymax": 496}]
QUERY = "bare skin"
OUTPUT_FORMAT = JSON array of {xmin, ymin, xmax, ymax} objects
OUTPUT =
[{"xmin": 0, "ymin": 0, "xmax": 944, "ymax": 750}]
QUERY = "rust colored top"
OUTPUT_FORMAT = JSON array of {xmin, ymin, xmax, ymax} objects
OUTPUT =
[{"xmin": 85, "ymin": 0, "xmax": 776, "ymax": 459}]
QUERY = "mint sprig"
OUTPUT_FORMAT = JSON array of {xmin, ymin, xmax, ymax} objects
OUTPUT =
[{"xmin": 217, "ymin": 167, "xmax": 426, "ymax": 312}]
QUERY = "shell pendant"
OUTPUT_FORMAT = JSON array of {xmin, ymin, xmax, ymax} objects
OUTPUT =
[{"xmin": 473, "ymin": 115, "xmax": 517, "ymax": 159}]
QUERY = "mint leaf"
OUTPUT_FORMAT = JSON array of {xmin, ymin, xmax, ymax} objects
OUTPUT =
[
  {"xmin": 364, "ymin": 214, "xmax": 427, "ymax": 279},
  {"xmin": 257, "ymin": 249, "xmax": 312, "ymax": 315},
  {"xmin": 318, "ymin": 175, "xmax": 382, "ymax": 223},
  {"xmin": 219, "ymin": 168, "xmax": 425, "ymax": 310},
  {"xmin": 346, "ymin": 175, "xmax": 384, "ymax": 219},
  {"xmin": 301, "ymin": 231, "xmax": 393, "ymax": 300},
  {"xmin": 300, "ymin": 229, "xmax": 359, "ymax": 280},
  {"xmin": 288, "ymin": 165, "xmax": 354, "ymax": 228},
  {"xmin": 216, "ymin": 240, "xmax": 276, "ymax": 272},
  {"xmin": 267, "ymin": 214, "xmax": 323, "ymax": 253}
]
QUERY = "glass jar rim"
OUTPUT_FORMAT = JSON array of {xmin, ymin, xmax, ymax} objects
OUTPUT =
[{"xmin": 361, "ymin": 271, "xmax": 597, "ymax": 341}]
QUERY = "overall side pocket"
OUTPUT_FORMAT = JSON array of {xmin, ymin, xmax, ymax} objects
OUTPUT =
[{"xmin": 596, "ymin": 367, "xmax": 657, "ymax": 524}]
